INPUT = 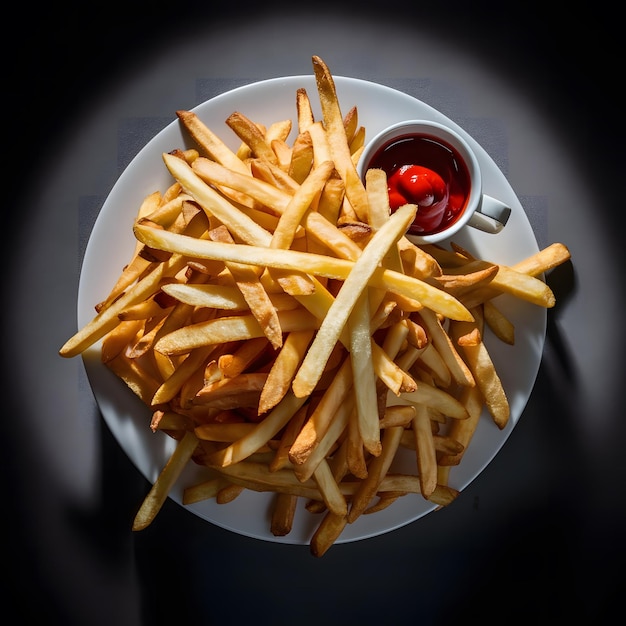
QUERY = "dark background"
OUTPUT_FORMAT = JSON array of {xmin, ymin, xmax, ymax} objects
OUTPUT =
[{"xmin": 5, "ymin": 2, "xmax": 623, "ymax": 624}]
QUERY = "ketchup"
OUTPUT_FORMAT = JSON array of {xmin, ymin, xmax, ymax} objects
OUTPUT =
[{"xmin": 366, "ymin": 134, "xmax": 471, "ymax": 236}]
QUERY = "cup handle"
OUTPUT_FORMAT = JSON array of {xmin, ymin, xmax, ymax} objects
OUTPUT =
[{"xmin": 468, "ymin": 195, "xmax": 512, "ymax": 234}]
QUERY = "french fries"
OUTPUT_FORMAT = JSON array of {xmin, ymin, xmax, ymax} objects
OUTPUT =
[{"xmin": 59, "ymin": 56, "xmax": 571, "ymax": 556}]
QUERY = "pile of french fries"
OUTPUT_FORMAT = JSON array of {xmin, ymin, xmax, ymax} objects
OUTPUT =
[{"xmin": 60, "ymin": 56, "xmax": 571, "ymax": 556}]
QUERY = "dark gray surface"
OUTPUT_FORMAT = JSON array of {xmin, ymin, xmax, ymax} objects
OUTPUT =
[{"xmin": 6, "ymin": 3, "xmax": 623, "ymax": 624}]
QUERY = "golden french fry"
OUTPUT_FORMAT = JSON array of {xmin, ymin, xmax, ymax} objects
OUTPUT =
[
  {"xmin": 269, "ymin": 403, "xmax": 309, "ymax": 472},
  {"xmin": 125, "ymin": 315, "xmax": 169, "ymax": 359},
  {"xmin": 226, "ymin": 111, "xmax": 279, "ymax": 165},
  {"xmin": 347, "ymin": 426, "xmax": 404, "ymax": 523},
  {"xmin": 289, "ymin": 357, "xmax": 352, "ymax": 466},
  {"xmin": 416, "ymin": 307, "xmax": 475, "ymax": 387},
  {"xmin": 450, "ymin": 310, "xmax": 510, "ymax": 429},
  {"xmin": 259, "ymin": 330, "xmax": 314, "ymax": 415},
  {"xmin": 483, "ymin": 299, "xmax": 515, "ymax": 345},
  {"xmin": 401, "ymin": 381, "xmax": 469, "ymax": 420},
  {"xmin": 307, "ymin": 121, "xmax": 333, "ymax": 169},
  {"xmin": 349, "ymin": 290, "xmax": 381, "ymax": 456},
  {"xmin": 162, "ymin": 283, "xmax": 297, "ymax": 315},
  {"xmin": 154, "ymin": 308, "xmax": 318, "ymax": 356},
  {"xmin": 364, "ymin": 168, "xmax": 406, "ymax": 319},
  {"xmin": 195, "ymin": 421, "xmax": 258, "ymax": 442},
  {"xmin": 176, "ymin": 110, "xmax": 249, "ymax": 174},
  {"xmin": 250, "ymin": 158, "xmax": 299, "ymax": 193},
  {"xmin": 182, "ymin": 476, "xmax": 230, "ymax": 505},
  {"xmin": 313, "ymin": 459, "xmax": 348, "ymax": 516},
  {"xmin": 271, "ymin": 493, "xmax": 298, "ymax": 537},
  {"xmin": 343, "ymin": 105, "xmax": 359, "ymax": 145},
  {"xmin": 296, "ymin": 87, "xmax": 315, "ymax": 131},
  {"xmin": 271, "ymin": 139, "xmax": 292, "ymax": 170},
  {"xmin": 364, "ymin": 491, "xmax": 405, "ymax": 514},
  {"xmin": 312, "ymin": 55, "xmax": 370, "ymax": 222},
  {"xmin": 216, "ymin": 483, "xmax": 245, "ymax": 504},
  {"xmin": 405, "ymin": 318, "xmax": 428, "ymax": 349},
  {"xmin": 193, "ymin": 373, "xmax": 269, "ymax": 410},
  {"xmin": 365, "ymin": 167, "xmax": 392, "ymax": 231},
  {"xmin": 440, "ymin": 386, "xmax": 484, "ymax": 466},
  {"xmin": 397, "ymin": 236, "xmax": 442, "ymax": 280},
  {"xmin": 412, "ymin": 404, "xmax": 438, "ymax": 498},
  {"xmin": 310, "ymin": 511, "xmax": 348, "ymax": 557},
  {"xmin": 96, "ymin": 256, "xmax": 155, "ymax": 315},
  {"xmin": 118, "ymin": 296, "xmax": 173, "ymax": 321},
  {"xmin": 375, "ymin": 475, "xmax": 459, "ymax": 505},
  {"xmin": 349, "ymin": 126, "xmax": 366, "ymax": 156},
  {"xmin": 512, "ymin": 242, "xmax": 571, "ymax": 276},
  {"xmin": 288, "ymin": 130, "xmax": 314, "ymax": 183},
  {"xmin": 379, "ymin": 404, "xmax": 416, "ymax": 429},
  {"xmin": 218, "ymin": 336, "xmax": 269, "ymax": 378},
  {"xmin": 399, "ymin": 430, "xmax": 465, "ymax": 456},
  {"xmin": 265, "ymin": 119, "xmax": 292, "ymax": 145},
  {"xmin": 105, "ymin": 351, "xmax": 162, "ymax": 405},
  {"xmin": 434, "ymin": 262, "xmax": 499, "ymax": 293},
  {"xmin": 160, "ymin": 283, "xmax": 246, "ymax": 309},
  {"xmin": 209, "ymin": 459, "xmax": 321, "ymax": 499},
  {"xmin": 132, "ymin": 430, "xmax": 198, "ymax": 531},
  {"xmin": 424, "ymin": 244, "xmax": 558, "ymax": 308},
  {"xmin": 143, "ymin": 193, "xmax": 194, "ymax": 230},
  {"xmin": 101, "ymin": 319, "xmax": 143, "ymax": 363},
  {"xmin": 303, "ymin": 211, "xmax": 363, "ymax": 261},
  {"xmin": 150, "ymin": 410, "xmax": 193, "ymax": 432},
  {"xmin": 345, "ymin": 404, "xmax": 369, "ymax": 479},
  {"xmin": 456, "ymin": 327, "xmax": 482, "ymax": 347}
]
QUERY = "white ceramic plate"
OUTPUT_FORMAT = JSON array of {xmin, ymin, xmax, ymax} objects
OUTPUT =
[{"xmin": 79, "ymin": 75, "xmax": 545, "ymax": 544}]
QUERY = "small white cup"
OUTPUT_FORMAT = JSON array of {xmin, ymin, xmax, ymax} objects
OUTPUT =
[{"xmin": 357, "ymin": 120, "xmax": 511, "ymax": 244}]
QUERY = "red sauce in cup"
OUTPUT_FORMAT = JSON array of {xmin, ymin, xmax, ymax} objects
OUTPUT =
[{"xmin": 366, "ymin": 134, "xmax": 471, "ymax": 235}]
